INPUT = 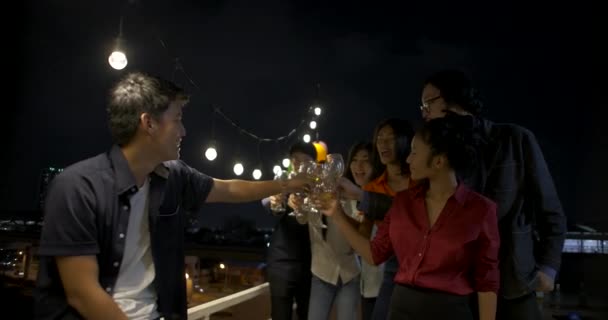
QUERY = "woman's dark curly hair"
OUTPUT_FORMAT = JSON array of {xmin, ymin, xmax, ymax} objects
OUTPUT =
[{"xmin": 416, "ymin": 112, "xmax": 483, "ymax": 178}]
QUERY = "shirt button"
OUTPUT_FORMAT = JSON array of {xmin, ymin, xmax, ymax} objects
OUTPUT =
[
  {"xmin": 123, "ymin": 205, "xmax": 129, "ymax": 211},
  {"xmin": 105, "ymin": 287, "xmax": 112, "ymax": 292},
  {"xmin": 119, "ymin": 233, "xmax": 125, "ymax": 239},
  {"xmin": 113, "ymin": 261, "xmax": 120, "ymax": 267}
]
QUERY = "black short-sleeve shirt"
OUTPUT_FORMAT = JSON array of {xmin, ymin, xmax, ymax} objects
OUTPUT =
[{"xmin": 35, "ymin": 145, "xmax": 214, "ymax": 320}]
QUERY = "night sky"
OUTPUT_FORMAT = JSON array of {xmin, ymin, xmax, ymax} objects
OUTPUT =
[{"xmin": 4, "ymin": 0, "xmax": 605, "ymax": 229}]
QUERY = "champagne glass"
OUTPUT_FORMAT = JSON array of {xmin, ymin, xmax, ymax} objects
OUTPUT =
[{"xmin": 270, "ymin": 170, "xmax": 288, "ymax": 213}]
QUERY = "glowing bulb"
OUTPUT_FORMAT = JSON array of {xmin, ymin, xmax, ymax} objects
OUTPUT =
[
  {"xmin": 303, "ymin": 134, "xmax": 311, "ymax": 143},
  {"xmin": 282, "ymin": 158, "xmax": 290, "ymax": 168},
  {"xmin": 108, "ymin": 51, "xmax": 128, "ymax": 70},
  {"xmin": 314, "ymin": 107, "xmax": 322, "ymax": 116},
  {"xmin": 309, "ymin": 121, "xmax": 317, "ymax": 129},
  {"xmin": 219, "ymin": 263, "xmax": 225, "ymax": 269},
  {"xmin": 185, "ymin": 273, "xmax": 189, "ymax": 279},
  {"xmin": 253, "ymin": 169, "xmax": 262, "ymax": 180},
  {"xmin": 273, "ymin": 165, "xmax": 282, "ymax": 175},
  {"xmin": 233, "ymin": 163, "xmax": 244, "ymax": 176},
  {"xmin": 205, "ymin": 147, "xmax": 217, "ymax": 161}
]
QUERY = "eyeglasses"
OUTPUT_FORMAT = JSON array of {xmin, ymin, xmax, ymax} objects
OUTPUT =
[{"xmin": 419, "ymin": 95, "xmax": 442, "ymax": 113}]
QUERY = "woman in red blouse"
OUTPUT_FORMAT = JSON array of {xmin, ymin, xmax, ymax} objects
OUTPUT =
[{"xmin": 319, "ymin": 115, "xmax": 500, "ymax": 320}]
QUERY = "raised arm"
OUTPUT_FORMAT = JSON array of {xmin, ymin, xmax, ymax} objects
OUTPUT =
[
  {"xmin": 207, "ymin": 178, "xmax": 309, "ymax": 203},
  {"xmin": 318, "ymin": 195, "xmax": 394, "ymax": 265}
]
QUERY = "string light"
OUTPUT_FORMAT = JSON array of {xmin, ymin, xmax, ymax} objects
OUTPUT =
[
  {"xmin": 204, "ymin": 140, "xmax": 218, "ymax": 161},
  {"xmin": 161, "ymin": 48, "xmax": 320, "ymax": 146},
  {"xmin": 109, "ymin": 51, "xmax": 128, "ymax": 70},
  {"xmin": 282, "ymin": 158, "xmax": 290, "ymax": 168},
  {"xmin": 109, "ymin": 16, "xmax": 128, "ymax": 70},
  {"xmin": 212, "ymin": 106, "xmax": 304, "ymax": 143},
  {"xmin": 251, "ymin": 142, "xmax": 263, "ymax": 180},
  {"xmin": 303, "ymin": 134, "xmax": 311, "ymax": 143},
  {"xmin": 309, "ymin": 121, "xmax": 317, "ymax": 130},
  {"xmin": 273, "ymin": 165, "xmax": 282, "ymax": 175},
  {"xmin": 204, "ymin": 147, "xmax": 217, "ymax": 161},
  {"xmin": 204, "ymin": 109, "xmax": 218, "ymax": 161},
  {"xmin": 233, "ymin": 163, "xmax": 244, "ymax": 176},
  {"xmin": 252, "ymin": 169, "xmax": 262, "ymax": 180},
  {"xmin": 314, "ymin": 107, "xmax": 322, "ymax": 116}
]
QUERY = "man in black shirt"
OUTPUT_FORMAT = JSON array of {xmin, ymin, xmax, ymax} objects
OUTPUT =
[
  {"xmin": 35, "ymin": 72, "xmax": 310, "ymax": 320},
  {"xmin": 262, "ymin": 142, "xmax": 318, "ymax": 320}
]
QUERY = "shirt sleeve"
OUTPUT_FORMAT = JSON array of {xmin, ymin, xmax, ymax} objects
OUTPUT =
[
  {"xmin": 370, "ymin": 198, "xmax": 396, "ymax": 265},
  {"xmin": 522, "ymin": 129, "xmax": 567, "ymax": 274},
  {"xmin": 38, "ymin": 172, "xmax": 99, "ymax": 256},
  {"xmin": 474, "ymin": 201, "xmax": 501, "ymax": 293},
  {"xmin": 180, "ymin": 161, "xmax": 215, "ymax": 211}
]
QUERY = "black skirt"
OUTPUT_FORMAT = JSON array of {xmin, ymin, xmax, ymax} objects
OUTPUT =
[{"xmin": 388, "ymin": 284, "xmax": 475, "ymax": 320}]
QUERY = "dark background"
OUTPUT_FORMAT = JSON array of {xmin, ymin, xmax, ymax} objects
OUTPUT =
[{"xmin": 3, "ymin": 0, "xmax": 605, "ymax": 229}]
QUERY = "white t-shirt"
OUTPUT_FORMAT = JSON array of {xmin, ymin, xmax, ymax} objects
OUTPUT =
[{"xmin": 112, "ymin": 178, "xmax": 160, "ymax": 320}]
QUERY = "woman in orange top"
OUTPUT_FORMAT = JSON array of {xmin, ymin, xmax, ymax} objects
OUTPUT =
[{"xmin": 358, "ymin": 118, "xmax": 415, "ymax": 320}]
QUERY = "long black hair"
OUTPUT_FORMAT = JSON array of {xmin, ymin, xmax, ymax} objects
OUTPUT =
[
  {"xmin": 371, "ymin": 118, "xmax": 415, "ymax": 180},
  {"xmin": 343, "ymin": 141, "xmax": 379, "ymax": 184}
]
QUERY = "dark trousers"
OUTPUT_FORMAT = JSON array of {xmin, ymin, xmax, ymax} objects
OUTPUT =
[
  {"xmin": 361, "ymin": 297, "xmax": 376, "ymax": 320},
  {"xmin": 389, "ymin": 284, "xmax": 474, "ymax": 320},
  {"xmin": 268, "ymin": 273, "xmax": 311, "ymax": 320},
  {"xmin": 497, "ymin": 292, "xmax": 542, "ymax": 320},
  {"xmin": 371, "ymin": 255, "xmax": 398, "ymax": 320}
]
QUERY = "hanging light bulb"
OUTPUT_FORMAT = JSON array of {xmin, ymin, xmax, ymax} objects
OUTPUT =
[
  {"xmin": 204, "ymin": 147, "xmax": 217, "ymax": 161},
  {"xmin": 314, "ymin": 107, "xmax": 322, "ymax": 116},
  {"xmin": 282, "ymin": 158, "xmax": 290, "ymax": 168},
  {"xmin": 252, "ymin": 169, "xmax": 262, "ymax": 180},
  {"xmin": 108, "ymin": 51, "xmax": 128, "ymax": 70},
  {"xmin": 233, "ymin": 163, "xmax": 244, "ymax": 176},
  {"xmin": 109, "ymin": 17, "xmax": 127, "ymax": 70},
  {"xmin": 309, "ymin": 121, "xmax": 317, "ymax": 129},
  {"xmin": 303, "ymin": 134, "xmax": 311, "ymax": 143},
  {"xmin": 273, "ymin": 165, "xmax": 282, "ymax": 175},
  {"xmin": 204, "ymin": 142, "xmax": 218, "ymax": 161}
]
